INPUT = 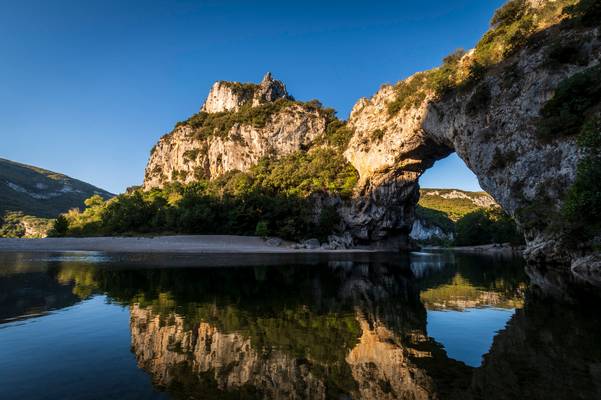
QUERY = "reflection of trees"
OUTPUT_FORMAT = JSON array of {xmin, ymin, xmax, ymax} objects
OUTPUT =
[
  {"xmin": 414, "ymin": 253, "xmax": 528, "ymax": 310},
  {"xmin": 82, "ymin": 262, "xmax": 473, "ymax": 399},
  {"xmin": 0, "ymin": 258, "xmax": 81, "ymax": 323},
  {"xmin": 49, "ymin": 255, "xmax": 539, "ymax": 399},
  {"xmin": 7, "ymin": 252, "xmax": 599, "ymax": 399}
]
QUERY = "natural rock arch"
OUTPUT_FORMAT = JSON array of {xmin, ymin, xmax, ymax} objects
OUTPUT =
[{"xmin": 343, "ymin": 21, "xmax": 600, "ymax": 271}]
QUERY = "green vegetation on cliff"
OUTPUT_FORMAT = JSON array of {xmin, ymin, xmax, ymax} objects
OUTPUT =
[
  {"xmin": 537, "ymin": 65, "xmax": 601, "ymax": 140},
  {"xmin": 416, "ymin": 189, "xmax": 523, "ymax": 246},
  {"xmin": 0, "ymin": 212, "xmax": 53, "ymax": 238},
  {"xmin": 534, "ymin": 62, "xmax": 601, "ymax": 246},
  {"xmin": 53, "ymin": 148, "xmax": 358, "ymax": 241},
  {"xmin": 387, "ymin": 0, "xmax": 583, "ymax": 117},
  {"xmin": 562, "ymin": 115, "xmax": 601, "ymax": 244},
  {"xmin": 418, "ymin": 189, "xmax": 496, "ymax": 221},
  {"xmin": 175, "ymin": 98, "xmax": 341, "ymax": 142}
]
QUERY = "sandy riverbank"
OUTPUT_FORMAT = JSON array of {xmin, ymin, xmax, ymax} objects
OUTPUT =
[{"xmin": 0, "ymin": 235, "xmax": 375, "ymax": 254}]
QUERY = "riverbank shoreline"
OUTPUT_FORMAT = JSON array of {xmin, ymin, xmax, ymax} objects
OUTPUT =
[
  {"xmin": 422, "ymin": 243, "xmax": 524, "ymax": 256},
  {"xmin": 0, "ymin": 235, "xmax": 377, "ymax": 254}
]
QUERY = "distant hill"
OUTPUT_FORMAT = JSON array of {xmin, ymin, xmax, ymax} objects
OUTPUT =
[
  {"xmin": 412, "ymin": 188, "xmax": 499, "ymax": 243},
  {"xmin": 418, "ymin": 188, "xmax": 497, "ymax": 222},
  {"xmin": 0, "ymin": 158, "xmax": 113, "ymax": 219}
]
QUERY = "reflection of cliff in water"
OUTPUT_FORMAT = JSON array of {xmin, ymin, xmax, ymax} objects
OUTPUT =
[
  {"xmin": 4, "ymin": 252, "xmax": 600, "ymax": 399},
  {"xmin": 112, "ymin": 262, "xmax": 472, "ymax": 399},
  {"xmin": 467, "ymin": 288, "xmax": 601, "ymax": 400},
  {"xmin": 412, "ymin": 252, "xmax": 528, "ymax": 310}
]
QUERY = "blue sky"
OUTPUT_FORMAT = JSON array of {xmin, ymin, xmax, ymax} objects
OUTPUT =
[{"xmin": 0, "ymin": 0, "xmax": 504, "ymax": 193}]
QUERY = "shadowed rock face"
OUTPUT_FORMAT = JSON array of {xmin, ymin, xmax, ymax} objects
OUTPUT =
[
  {"xmin": 344, "ymin": 20, "xmax": 601, "ymax": 266},
  {"xmin": 466, "ymin": 289, "xmax": 601, "ymax": 400}
]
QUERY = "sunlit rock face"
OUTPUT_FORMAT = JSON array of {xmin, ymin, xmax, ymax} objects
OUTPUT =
[
  {"xmin": 346, "ymin": 316, "xmax": 433, "ymax": 400},
  {"xmin": 202, "ymin": 72, "xmax": 291, "ymax": 113},
  {"xmin": 410, "ymin": 219, "xmax": 453, "ymax": 242},
  {"xmin": 143, "ymin": 73, "xmax": 326, "ymax": 189},
  {"xmin": 130, "ymin": 305, "xmax": 325, "ymax": 399},
  {"xmin": 345, "ymin": 18, "xmax": 601, "ymax": 265}
]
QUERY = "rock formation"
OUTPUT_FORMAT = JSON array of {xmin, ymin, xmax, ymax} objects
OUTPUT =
[
  {"xmin": 130, "ymin": 305, "xmax": 326, "ymax": 399},
  {"xmin": 343, "ymin": 2, "xmax": 600, "ymax": 268},
  {"xmin": 410, "ymin": 219, "xmax": 454, "ymax": 242},
  {"xmin": 144, "ymin": 73, "xmax": 327, "ymax": 189},
  {"xmin": 143, "ymin": 1, "xmax": 601, "ymax": 276},
  {"xmin": 201, "ymin": 72, "xmax": 291, "ymax": 113},
  {"xmin": 127, "ymin": 261, "xmax": 474, "ymax": 399}
]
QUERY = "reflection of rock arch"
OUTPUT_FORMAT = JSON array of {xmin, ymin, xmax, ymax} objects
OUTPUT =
[
  {"xmin": 467, "ymin": 291, "xmax": 601, "ymax": 400},
  {"xmin": 126, "ymin": 262, "xmax": 475, "ymax": 399}
]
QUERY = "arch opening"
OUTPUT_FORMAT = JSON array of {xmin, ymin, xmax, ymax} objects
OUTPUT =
[{"xmin": 410, "ymin": 152, "xmax": 523, "ymax": 247}]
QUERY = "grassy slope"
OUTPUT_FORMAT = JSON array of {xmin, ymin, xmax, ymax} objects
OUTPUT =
[
  {"xmin": 0, "ymin": 158, "xmax": 113, "ymax": 218},
  {"xmin": 416, "ymin": 188, "xmax": 498, "ymax": 232}
]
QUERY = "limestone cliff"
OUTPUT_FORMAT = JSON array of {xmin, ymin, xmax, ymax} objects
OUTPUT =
[
  {"xmin": 201, "ymin": 72, "xmax": 290, "ymax": 113},
  {"xmin": 144, "ymin": 73, "xmax": 327, "ymax": 189}
]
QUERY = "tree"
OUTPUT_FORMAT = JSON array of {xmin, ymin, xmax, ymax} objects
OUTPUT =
[
  {"xmin": 454, "ymin": 208, "xmax": 523, "ymax": 246},
  {"xmin": 49, "ymin": 215, "xmax": 69, "ymax": 237}
]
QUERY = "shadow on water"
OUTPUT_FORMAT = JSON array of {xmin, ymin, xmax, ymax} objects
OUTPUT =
[{"xmin": 0, "ymin": 251, "xmax": 600, "ymax": 399}]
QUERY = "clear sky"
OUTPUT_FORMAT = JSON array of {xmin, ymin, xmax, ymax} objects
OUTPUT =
[{"xmin": 0, "ymin": 0, "xmax": 504, "ymax": 194}]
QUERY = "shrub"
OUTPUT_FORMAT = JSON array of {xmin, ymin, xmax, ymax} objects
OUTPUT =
[
  {"xmin": 455, "ymin": 208, "xmax": 523, "ymax": 246},
  {"xmin": 183, "ymin": 149, "xmax": 201, "ymax": 162},
  {"xmin": 537, "ymin": 65, "xmax": 601, "ymax": 139},
  {"xmin": 387, "ymin": 73, "xmax": 430, "ymax": 116},
  {"xmin": 491, "ymin": 0, "xmax": 529, "ymax": 27},
  {"xmin": 371, "ymin": 129, "xmax": 385, "ymax": 142},
  {"xmin": 563, "ymin": 0, "xmax": 601, "ymax": 26},
  {"xmin": 49, "ymin": 215, "xmax": 69, "ymax": 237},
  {"xmin": 387, "ymin": 49, "xmax": 465, "ymax": 117},
  {"xmin": 562, "ymin": 115, "xmax": 601, "ymax": 243},
  {"xmin": 255, "ymin": 220, "xmax": 269, "ymax": 237},
  {"xmin": 323, "ymin": 119, "xmax": 354, "ymax": 150}
]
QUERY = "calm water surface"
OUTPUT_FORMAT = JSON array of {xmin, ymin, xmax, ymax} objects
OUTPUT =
[{"xmin": 1, "ymin": 250, "xmax": 600, "ymax": 399}]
